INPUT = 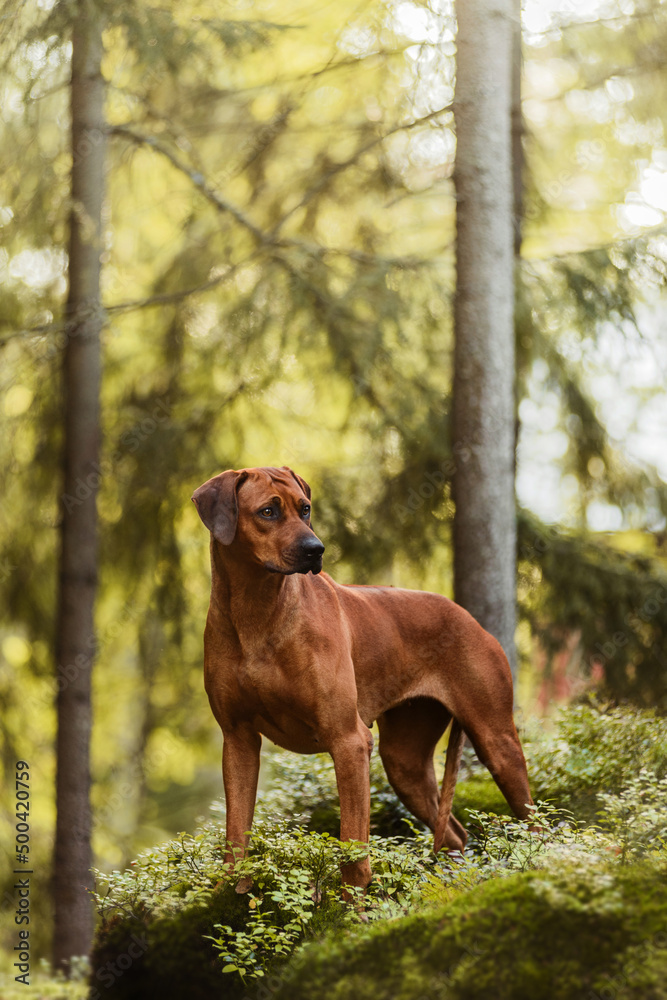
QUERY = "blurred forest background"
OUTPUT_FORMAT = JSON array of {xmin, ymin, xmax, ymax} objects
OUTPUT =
[{"xmin": 2, "ymin": 0, "xmax": 667, "ymax": 969}]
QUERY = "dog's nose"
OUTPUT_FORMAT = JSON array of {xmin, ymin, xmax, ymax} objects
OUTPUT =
[{"xmin": 301, "ymin": 537, "xmax": 325, "ymax": 559}]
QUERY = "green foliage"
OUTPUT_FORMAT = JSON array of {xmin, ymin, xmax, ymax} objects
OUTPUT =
[
  {"xmin": 273, "ymin": 861, "xmax": 667, "ymax": 1000},
  {"xmin": 598, "ymin": 770, "xmax": 667, "ymax": 865},
  {"xmin": 86, "ymin": 701, "xmax": 667, "ymax": 998},
  {"xmin": 205, "ymin": 826, "xmax": 355, "ymax": 981},
  {"xmin": 89, "ymin": 814, "xmax": 438, "ymax": 997},
  {"xmin": 206, "ymin": 822, "xmax": 437, "ymax": 982},
  {"xmin": 89, "ymin": 794, "xmax": 602, "ymax": 998},
  {"xmin": 91, "ymin": 824, "xmax": 251, "ymax": 999},
  {"xmin": 257, "ymin": 748, "xmax": 422, "ymax": 838},
  {"xmin": 519, "ymin": 511, "xmax": 667, "ymax": 705},
  {"xmin": 525, "ymin": 702, "xmax": 667, "ymax": 816}
]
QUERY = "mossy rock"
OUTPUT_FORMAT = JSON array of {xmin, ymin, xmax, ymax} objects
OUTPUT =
[
  {"xmin": 89, "ymin": 884, "xmax": 255, "ymax": 1000},
  {"xmin": 274, "ymin": 862, "xmax": 667, "ymax": 1000}
]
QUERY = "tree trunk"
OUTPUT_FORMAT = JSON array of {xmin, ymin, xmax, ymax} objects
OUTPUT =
[
  {"xmin": 511, "ymin": 0, "xmax": 523, "ymax": 258},
  {"xmin": 511, "ymin": 0, "xmax": 524, "ymax": 484},
  {"xmin": 53, "ymin": 2, "xmax": 105, "ymax": 972},
  {"xmin": 452, "ymin": 0, "xmax": 517, "ymax": 680}
]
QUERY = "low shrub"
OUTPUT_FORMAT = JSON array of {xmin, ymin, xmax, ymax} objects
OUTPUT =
[
  {"xmin": 89, "ymin": 801, "xmax": 590, "ymax": 998},
  {"xmin": 597, "ymin": 769, "xmax": 667, "ymax": 863},
  {"xmin": 89, "ymin": 817, "xmax": 438, "ymax": 999},
  {"xmin": 274, "ymin": 860, "xmax": 667, "ymax": 1000},
  {"xmin": 257, "ymin": 749, "xmax": 422, "ymax": 838},
  {"xmin": 88, "ymin": 702, "xmax": 667, "ymax": 998},
  {"xmin": 524, "ymin": 701, "xmax": 667, "ymax": 818}
]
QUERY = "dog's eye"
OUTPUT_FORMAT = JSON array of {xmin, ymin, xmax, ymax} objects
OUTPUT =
[
  {"xmin": 260, "ymin": 507, "xmax": 274, "ymax": 518},
  {"xmin": 302, "ymin": 506, "xmax": 311, "ymax": 518}
]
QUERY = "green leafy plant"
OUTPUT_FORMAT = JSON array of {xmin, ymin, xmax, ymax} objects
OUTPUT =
[
  {"xmin": 205, "ymin": 819, "xmax": 449, "ymax": 981},
  {"xmin": 256, "ymin": 748, "xmax": 421, "ymax": 837},
  {"xmin": 597, "ymin": 769, "xmax": 667, "ymax": 863},
  {"xmin": 524, "ymin": 701, "xmax": 667, "ymax": 816},
  {"xmin": 88, "ymin": 703, "xmax": 667, "ymax": 997},
  {"xmin": 91, "ymin": 816, "xmax": 440, "ymax": 991},
  {"xmin": 273, "ymin": 861, "xmax": 667, "ymax": 1000},
  {"xmin": 447, "ymin": 800, "xmax": 609, "ymax": 886}
]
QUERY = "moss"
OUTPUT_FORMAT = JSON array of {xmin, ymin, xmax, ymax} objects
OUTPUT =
[
  {"xmin": 453, "ymin": 777, "xmax": 512, "ymax": 825},
  {"xmin": 300, "ymin": 768, "xmax": 502, "ymax": 840},
  {"xmin": 274, "ymin": 862, "xmax": 667, "ymax": 1000},
  {"xmin": 614, "ymin": 937, "xmax": 667, "ymax": 999},
  {"xmin": 89, "ymin": 884, "xmax": 255, "ymax": 1000}
]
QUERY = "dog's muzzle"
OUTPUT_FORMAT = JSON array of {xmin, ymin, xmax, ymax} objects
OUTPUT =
[{"xmin": 297, "ymin": 536, "xmax": 325, "ymax": 575}]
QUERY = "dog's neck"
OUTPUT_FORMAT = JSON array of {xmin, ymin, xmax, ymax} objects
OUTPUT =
[{"xmin": 209, "ymin": 538, "xmax": 300, "ymax": 646}]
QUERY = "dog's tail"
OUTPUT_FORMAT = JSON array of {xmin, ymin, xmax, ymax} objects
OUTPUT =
[{"xmin": 433, "ymin": 717, "xmax": 466, "ymax": 854}]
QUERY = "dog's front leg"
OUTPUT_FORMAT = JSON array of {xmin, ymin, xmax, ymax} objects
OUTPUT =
[
  {"xmin": 331, "ymin": 723, "xmax": 373, "ymax": 892},
  {"xmin": 222, "ymin": 726, "xmax": 261, "ymax": 869}
]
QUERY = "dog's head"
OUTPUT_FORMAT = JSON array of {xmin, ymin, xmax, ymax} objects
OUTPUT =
[{"xmin": 191, "ymin": 466, "xmax": 325, "ymax": 575}]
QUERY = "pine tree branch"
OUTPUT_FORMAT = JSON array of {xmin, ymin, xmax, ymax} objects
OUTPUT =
[
  {"xmin": 109, "ymin": 111, "xmax": 452, "ymax": 251},
  {"xmin": 109, "ymin": 125, "xmax": 272, "ymax": 246},
  {"xmin": 0, "ymin": 239, "xmax": 431, "ymax": 349},
  {"xmin": 107, "ymin": 50, "xmax": 410, "ymax": 112},
  {"xmin": 270, "ymin": 104, "xmax": 454, "ymax": 236},
  {"xmin": 2, "ymin": 108, "xmax": 450, "ymax": 349}
]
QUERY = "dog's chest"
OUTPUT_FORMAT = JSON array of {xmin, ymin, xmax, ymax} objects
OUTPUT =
[
  {"xmin": 235, "ymin": 645, "xmax": 313, "ymax": 708},
  {"xmin": 234, "ymin": 652, "xmax": 326, "ymax": 752},
  {"xmin": 236, "ymin": 648, "xmax": 283, "ymax": 697}
]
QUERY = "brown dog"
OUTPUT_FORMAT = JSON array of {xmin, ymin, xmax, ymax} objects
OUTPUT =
[{"xmin": 192, "ymin": 465, "xmax": 533, "ymax": 889}]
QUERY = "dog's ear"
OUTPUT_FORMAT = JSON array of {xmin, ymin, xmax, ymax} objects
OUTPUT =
[
  {"xmin": 283, "ymin": 467, "xmax": 311, "ymax": 500},
  {"xmin": 192, "ymin": 470, "xmax": 248, "ymax": 545}
]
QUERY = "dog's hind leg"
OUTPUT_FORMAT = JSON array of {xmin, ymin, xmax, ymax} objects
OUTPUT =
[
  {"xmin": 465, "ymin": 719, "xmax": 533, "ymax": 821},
  {"xmin": 447, "ymin": 643, "xmax": 534, "ymax": 823},
  {"xmin": 455, "ymin": 692, "xmax": 533, "ymax": 821},
  {"xmin": 377, "ymin": 698, "xmax": 466, "ymax": 847}
]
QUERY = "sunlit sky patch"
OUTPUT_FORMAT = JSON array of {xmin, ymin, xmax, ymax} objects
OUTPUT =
[{"xmin": 517, "ymin": 310, "xmax": 667, "ymax": 530}]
